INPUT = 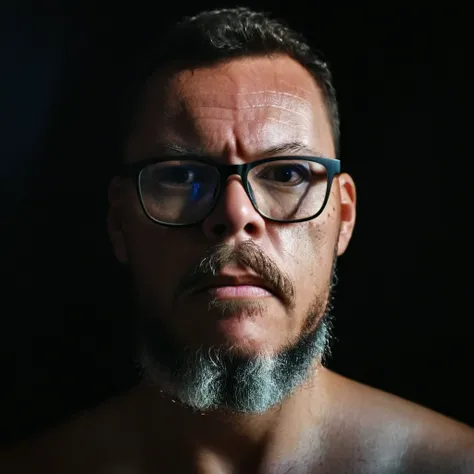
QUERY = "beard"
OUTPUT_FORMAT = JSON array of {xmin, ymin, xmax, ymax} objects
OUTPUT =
[{"xmin": 134, "ymin": 240, "xmax": 338, "ymax": 414}]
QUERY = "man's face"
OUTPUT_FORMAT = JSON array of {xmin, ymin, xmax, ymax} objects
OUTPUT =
[{"xmin": 108, "ymin": 55, "xmax": 356, "ymax": 412}]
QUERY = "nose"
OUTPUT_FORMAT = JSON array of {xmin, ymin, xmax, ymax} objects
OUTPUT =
[{"xmin": 201, "ymin": 176, "xmax": 267, "ymax": 242}]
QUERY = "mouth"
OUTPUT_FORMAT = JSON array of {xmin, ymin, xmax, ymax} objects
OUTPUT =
[
  {"xmin": 185, "ymin": 274, "xmax": 278, "ymax": 301},
  {"xmin": 201, "ymin": 284, "xmax": 274, "ymax": 299}
]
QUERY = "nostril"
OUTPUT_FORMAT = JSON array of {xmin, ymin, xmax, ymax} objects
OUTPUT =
[{"xmin": 244, "ymin": 222, "xmax": 258, "ymax": 234}]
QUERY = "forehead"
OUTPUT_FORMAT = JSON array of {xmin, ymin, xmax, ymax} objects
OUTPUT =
[{"xmin": 126, "ymin": 55, "xmax": 334, "ymax": 160}]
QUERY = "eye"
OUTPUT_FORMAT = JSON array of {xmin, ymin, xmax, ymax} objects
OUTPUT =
[
  {"xmin": 256, "ymin": 163, "xmax": 310, "ymax": 186},
  {"xmin": 157, "ymin": 165, "xmax": 198, "ymax": 186}
]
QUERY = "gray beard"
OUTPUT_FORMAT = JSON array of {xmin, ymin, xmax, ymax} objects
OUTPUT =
[{"xmin": 135, "ymin": 256, "xmax": 338, "ymax": 414}]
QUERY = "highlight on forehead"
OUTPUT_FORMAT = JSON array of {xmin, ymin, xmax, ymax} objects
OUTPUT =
[
  {"xmin": 169, "ymin": 90, "xmax": 314, "ymax": 120},
  {"xmin": 164, "ymin": 57, "xmax": 320, "ymax": 114}
]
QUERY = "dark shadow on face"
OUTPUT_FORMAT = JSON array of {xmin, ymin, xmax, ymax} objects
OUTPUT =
[{"xmin": 134, "ymin": 240, "xmax": 339, "ymax": 413}]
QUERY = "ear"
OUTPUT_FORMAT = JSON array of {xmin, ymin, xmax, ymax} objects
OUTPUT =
[
  {"xmin": 107, "ymin": 176, "xmax": 128, "ymax": 264},
  {"xmin": 336, "ymin": 173, "xmax": 357, "ymax": 256}
]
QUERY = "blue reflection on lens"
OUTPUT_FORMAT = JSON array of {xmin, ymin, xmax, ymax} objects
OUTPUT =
[{"xmin": 191, "ymin": 182, "xmax": 200, "ymax": 201}]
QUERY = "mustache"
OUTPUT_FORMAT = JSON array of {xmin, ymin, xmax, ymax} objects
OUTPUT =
[{"xmin": 175, "ymin": 240, "xmax": 296, "ymax": 309}]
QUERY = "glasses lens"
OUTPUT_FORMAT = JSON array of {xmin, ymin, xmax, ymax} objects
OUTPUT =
[
  {"xmin": 248, "ymin": 159, "xmax": 329, "ymax": 221},
  {"xmin": 138, "ymin": 160, "xmax": 219, "ymax": 224}
]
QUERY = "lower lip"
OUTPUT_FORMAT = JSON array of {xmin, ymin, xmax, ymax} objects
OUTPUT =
[{"xmin": 207, "ymin": 285, "xmax": 273, "ymax": 298}]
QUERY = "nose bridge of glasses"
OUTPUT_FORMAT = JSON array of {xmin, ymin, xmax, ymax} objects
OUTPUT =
[
  {"xmin": 218, "ymin": 162, "xmax": 247, "ymax": 181},
  {"xmin": 213, "ymin": 162, "xmax": 248, "ymax": 194},
  {"xmin": 208, "ymin": 163, "xmax": 254, "ymax": 213}
]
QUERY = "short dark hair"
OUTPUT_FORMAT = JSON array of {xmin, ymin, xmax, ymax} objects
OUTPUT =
[{"xmin": 122, "ymin": 7, "xmax": 340, "ymax": 157}]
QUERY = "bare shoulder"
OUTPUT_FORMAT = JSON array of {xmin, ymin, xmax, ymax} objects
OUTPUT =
[
  {"xmin": 0, "ymin": 388, "xmax": 143, "ymax": 474},
  {"xmin": 322, "ymin": 369, "xmax": 474, "ymax": 473}
]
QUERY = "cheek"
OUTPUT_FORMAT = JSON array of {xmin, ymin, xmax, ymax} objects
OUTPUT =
[
  {"xmin": 310, "ymin": 191, "xmax": 340, "ymax": 255},
  {"xmin": 122, "ymin": 199, "xmax": 196, "ymax": 302},
  {"xmin": 279, "ymin": 216, "xmax": 337, "ymax": 303}
]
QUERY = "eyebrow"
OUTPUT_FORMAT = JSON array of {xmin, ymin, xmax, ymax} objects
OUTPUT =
[
  {"xmin": 260, "ymin": 141, "xmax": 321, "ymax": 157},
  {"xmin": 159, "ymin": 140, "xmax": 323, "ymax": 158}
]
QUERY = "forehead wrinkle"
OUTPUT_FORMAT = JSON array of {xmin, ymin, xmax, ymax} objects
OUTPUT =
[
  {"xmin": 179, "ymin": 90, "xmax": 314, "ymax": 108},
  {"xmin": 193, "ymin": 104, "xmax": 311, "ymax": 121},
  {"xmin": 181, "ymin": 117, "xmax": 310, "ymax": 131},
  {"xmin": 180, "ymin": 106, "xmax": 312, "ymax": 133},
  {"xmin": 170, "ymin": 111, "xmax": 312, "ymax": 145},
  {"xmin": 171, "ymin": 96, "xmax": 314, "ymax": 131},
  {"xmin": 258, "ymin": 116, "xmax": 310, "ymax": 129},
  {"xmin": 172, "ymin": 89, "xmax": 314, "ymax": 115}
]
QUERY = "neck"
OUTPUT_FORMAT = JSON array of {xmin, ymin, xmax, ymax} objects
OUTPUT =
[{"xmin": 133, "ymin": 363, "xmax": 328, "ymax": 471}]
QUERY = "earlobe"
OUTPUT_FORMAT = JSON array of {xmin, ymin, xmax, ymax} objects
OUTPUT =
[
  {"xmin": 107, "ymin": 177, "xmax": 129, "ymax": 264},
  {"xmin": 336, "ymin": 173, "xmax": 357, "ymax": 256}
]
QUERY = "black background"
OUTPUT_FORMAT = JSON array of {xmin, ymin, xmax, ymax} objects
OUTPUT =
[{"xmin": 1, "ymin": 1, "xmax": 472, "ymax": 446}]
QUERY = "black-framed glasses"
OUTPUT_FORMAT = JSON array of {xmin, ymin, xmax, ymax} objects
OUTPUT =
[{"xmin": 120, "ymin": 156, "xmax": 340, "ymax": 226}]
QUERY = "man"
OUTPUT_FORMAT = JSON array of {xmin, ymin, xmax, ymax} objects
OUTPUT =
[{"xmin": 2, "ymin": 7, "xmax": 473, "ymax": 473}]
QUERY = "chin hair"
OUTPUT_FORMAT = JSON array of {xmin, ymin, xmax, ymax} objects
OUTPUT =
[
  {"xmin": 136, "ymin": 247, "xmax": 338, "ymax": 413},
  {"xmin": 137, "ymin": 309, "xmax": 333, "ymax": 414}
]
